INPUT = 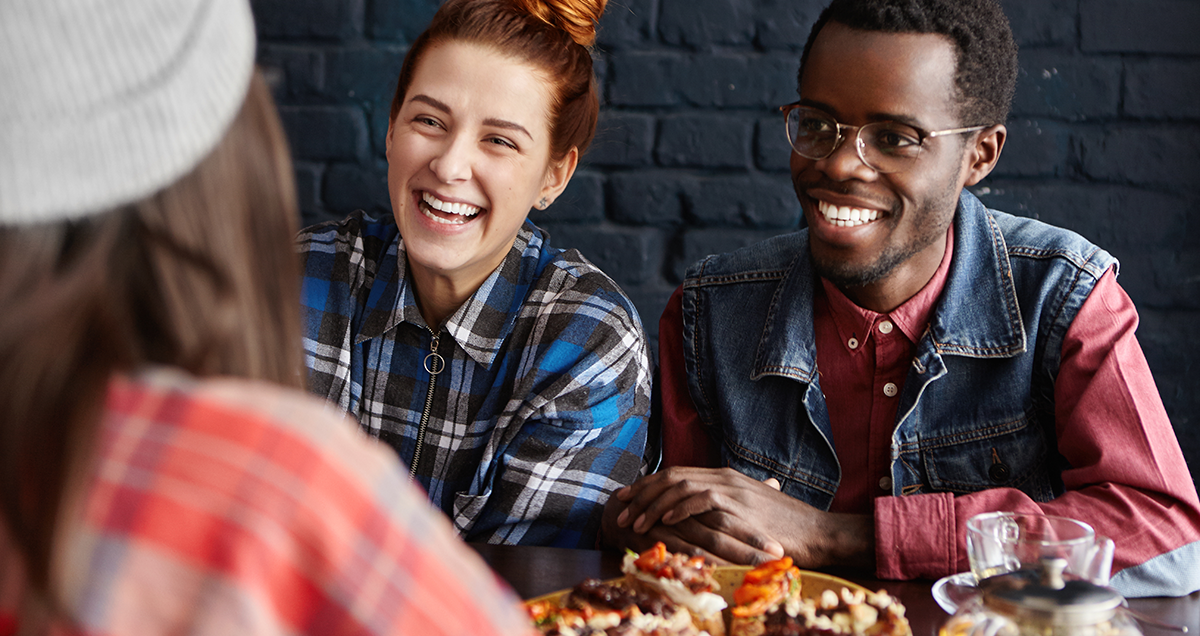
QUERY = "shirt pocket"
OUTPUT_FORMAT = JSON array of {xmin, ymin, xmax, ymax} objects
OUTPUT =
[
  {"xmin": 918, "ymin": 414, "xmax": 1058, "ymax": 502},
  {"xmin": 452, "ymin": 490, "xmax": 490, "ymax": 537}
]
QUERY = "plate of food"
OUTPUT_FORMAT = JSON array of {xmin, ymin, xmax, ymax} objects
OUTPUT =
[{"xmin": 526, "ymin": 542, "xmax": 911, "ymax": 636}]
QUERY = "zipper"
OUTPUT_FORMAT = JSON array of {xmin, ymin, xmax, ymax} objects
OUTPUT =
[{"xmin": 410, "ymin": 327, "xmax": 445, "ymax": 479}]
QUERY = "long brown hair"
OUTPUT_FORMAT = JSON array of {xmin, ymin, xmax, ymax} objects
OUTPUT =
[
  {"xmin": 0, "ymin": 72, "xmax": 302, "ymax": 594},
  {"xmin": 388, "ymin": 0, "xmax": 606, "ymax": 163}
]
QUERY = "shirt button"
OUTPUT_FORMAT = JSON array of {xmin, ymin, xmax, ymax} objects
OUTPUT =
[
  {"xmin": 879, "ymin": 476, "xmax": 893, "ymax": 491},
  {"xmin": 848, "ymin": 337, "xmax": 859, "ymax": 349},
  {"xmin": 879, "ymin": 320, "xmax": 894, "ymax": 334},
  {"xmin": 883, "ymin": 382, "xmax": 898, "ymax": 397}
]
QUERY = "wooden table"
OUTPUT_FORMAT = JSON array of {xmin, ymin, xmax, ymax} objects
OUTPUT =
[{"xmin": 471, "ymin": 544, "xmax": 1200, "ymax": 636}]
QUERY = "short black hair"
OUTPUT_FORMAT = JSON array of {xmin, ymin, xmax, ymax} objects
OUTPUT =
[{"xmin": 799, "ymin": 0, "xmax": 1018, "ymax": 126}]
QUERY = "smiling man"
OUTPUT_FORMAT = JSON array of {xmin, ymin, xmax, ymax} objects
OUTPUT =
[{"xmin": 602, "ymin": 0, "xmax": 1200, "ymax": 596}]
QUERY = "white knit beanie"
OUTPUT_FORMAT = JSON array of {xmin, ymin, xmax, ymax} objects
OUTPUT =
[{"xmin": 0, "ymin": 0, "xmax": 256, "ymax": 225}]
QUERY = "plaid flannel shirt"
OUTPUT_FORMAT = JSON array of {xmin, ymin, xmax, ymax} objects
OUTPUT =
[
  {"xmin": 0, "ymin": 367, "xmax": 535, "ymax": 635},
  {"xmin": 297, "ymin": 212, "xmax": 650, "ymax": 548}
]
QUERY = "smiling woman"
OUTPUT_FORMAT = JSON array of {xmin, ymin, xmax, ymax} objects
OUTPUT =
[
  {"xmin": 387, "ymin": 40, "xmax": 571, "ymax": 323},
  {"xmin": 296, "ymin": 0, "xmax": 651, "ymax": 550}
]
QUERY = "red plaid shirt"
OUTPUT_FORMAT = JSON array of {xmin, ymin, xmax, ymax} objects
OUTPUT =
[{"xmin": 1, "ymin": 367, "xmax": 535, "ymax": 635}]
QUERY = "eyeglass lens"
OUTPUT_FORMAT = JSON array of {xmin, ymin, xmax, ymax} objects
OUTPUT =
[{"xmin": 785, "ymin": 106, "xmax": 924, "ymax": 173}]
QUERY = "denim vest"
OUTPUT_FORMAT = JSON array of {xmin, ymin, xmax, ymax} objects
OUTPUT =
[{"xmin": 680, "ymin": 192, "xmax": 1117, "ymax": 509}]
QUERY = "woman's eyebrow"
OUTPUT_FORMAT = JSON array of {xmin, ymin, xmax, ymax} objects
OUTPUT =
[
  {"xmin": 410, "ymin": 93, "xmax": 451, "ymax": 113},
  {"xmin": 482, "ymin": 117, "xmax": 532, "ymax": 141},
  {"xmin": 409, "ymin": 94, "xmax": 533, "ymax": 141}
]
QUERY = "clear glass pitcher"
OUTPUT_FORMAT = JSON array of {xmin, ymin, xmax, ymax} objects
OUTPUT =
[
  {"xmin": 940, "ymin": 558, "xmax": 1141, "ymax": 636},
  {"xmin": 967, "ymin": 512, "xmax": 1115, "ymax": 585}
]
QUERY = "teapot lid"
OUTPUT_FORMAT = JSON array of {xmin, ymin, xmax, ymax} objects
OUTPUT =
[{"xmin": 980, "ymin": 558, "xmax": 1124, "ymax": 626}]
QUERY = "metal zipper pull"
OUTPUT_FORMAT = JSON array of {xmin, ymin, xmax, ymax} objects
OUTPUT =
[
  {"xmin": 410, "ymin": 327, "xmax": 444, "ymax": 479},
  {"xmin": 424, "ymin": 330, "xmax": 445, "ymax": 376}
]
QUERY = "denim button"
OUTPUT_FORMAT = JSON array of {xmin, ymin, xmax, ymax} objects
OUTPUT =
[{"xmin": 989, "ymin": 462, "xmax": 1011, "ymax": 483}]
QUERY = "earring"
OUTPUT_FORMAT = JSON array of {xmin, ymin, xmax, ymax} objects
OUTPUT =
[{"xmin": 538, "ymin": 197, "xmax": 549, "ymax": 210}]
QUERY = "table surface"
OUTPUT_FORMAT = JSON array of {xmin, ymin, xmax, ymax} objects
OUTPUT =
[{"xmin": 470, "ymin": 543, "xmax": 1200, "ymax": 636}]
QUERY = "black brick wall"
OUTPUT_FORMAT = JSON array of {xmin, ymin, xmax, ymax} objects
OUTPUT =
[{"xmin": 251, "ymin": 0, "xmax": 1200, "ymax": 477}]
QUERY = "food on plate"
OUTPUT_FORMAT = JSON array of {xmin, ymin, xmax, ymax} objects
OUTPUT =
[
  {"xmin": 729, "ymin": 558, "xmax": 909, "ymax": 636},
  {"xmin": 525, "ymin": 548, "xmax": 912, "ymax": 636},
  {"xmin": 729, "ymin": 557, "xmax": 804, "ymax": 636},
  {"xmin": 526, "ymin": 577, "xmax": 704, "ymax": 635},
  {"xmin": 526, "ymin": 542, "xmax": 729, "ymax": 635},
  {"xmin": 622, "ymin": 542, "xmax": 728, "ymax": 636}
]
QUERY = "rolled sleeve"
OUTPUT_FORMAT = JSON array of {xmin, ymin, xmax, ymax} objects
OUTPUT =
[{"xmin": 874, "ymin": 491, "xmax": 958, "ymax": 579}]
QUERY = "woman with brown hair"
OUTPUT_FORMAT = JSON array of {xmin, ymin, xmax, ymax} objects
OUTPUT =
[
  {"xmin": 298, "ymin": 0, "xmax": 651, "ymax": 548},
  {"xmin": 0, "ymin": 0, "xmax": 535, "ymax": 633}
]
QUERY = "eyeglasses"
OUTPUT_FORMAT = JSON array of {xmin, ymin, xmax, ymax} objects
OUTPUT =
[{"xmin": 780, "ymin": 103, "xmax": 988, "ymax": 174}]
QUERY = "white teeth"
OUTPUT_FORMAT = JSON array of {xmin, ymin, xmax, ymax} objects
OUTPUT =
[
  {"xmin": 817, "ymin": 200, "xmax": 880, "ymax": 227},
  {"xmin": 421, "ymin": 192, "xmax": 482, "ymax": 219},
  {"xmin": 422, "ymin": 207, "xmax": 467, "ymax": 225}
]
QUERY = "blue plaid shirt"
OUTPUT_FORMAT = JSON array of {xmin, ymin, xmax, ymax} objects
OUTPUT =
[{"xmin": 297, "ymin": 212, "xmax": 650, "ymax": 548}]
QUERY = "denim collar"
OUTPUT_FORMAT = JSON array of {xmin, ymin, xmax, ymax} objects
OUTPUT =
[
  {"xmin": 753, "ymin": 191, "xmax": 1026, "ymax": 382},
  {"xmin": 928, "ymin": 192, "xmax": 1027, "ymax": 358}
]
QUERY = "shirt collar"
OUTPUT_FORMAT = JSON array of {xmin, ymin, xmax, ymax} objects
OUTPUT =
[
  {"xmin": 357, "ymin": 221, "xmax": 549, "ymax": 369},
  {"xmin": 818, "ymin": 224, "xmax": 953, "ymax": 352},
  {"xmin": 818, "ymin": 275, "xmax": 876, "ymax": 353},
  {"xmin": 892, "ymin": 224, "xmax": 953, "ymax": 342},
  {"xmin": 442, "ymin": 225, "xmax": 543, "ymax": 368}
]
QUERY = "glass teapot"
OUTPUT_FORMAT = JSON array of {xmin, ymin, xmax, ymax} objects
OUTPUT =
[{"xmin": 940, "ymin": 558, "xmax": 1142, "ymax": 636}]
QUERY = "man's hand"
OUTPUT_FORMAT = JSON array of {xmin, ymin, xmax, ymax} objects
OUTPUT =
[
  {"xmin": 601, "ymin": 467, "xmax": 875, "ymax": 570},
  {"xmin": 601, "ymin": 494, "xmax": 784, "ymax": 564}
]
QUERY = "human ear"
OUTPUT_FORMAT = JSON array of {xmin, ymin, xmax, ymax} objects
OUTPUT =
[
  {"xmin": 385, "ymin": 117, "xmax": 396, "ymax": 157},
  {"xmin": 963, "ymin": 124, "xmax": 1006, "ymax": 186},
  {"xmin": 538, "ymin": 146, "xmax": 579, "ymax": 207}
]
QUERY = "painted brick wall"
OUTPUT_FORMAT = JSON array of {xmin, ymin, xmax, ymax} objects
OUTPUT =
[{"xmin": 252, "ymin": 0, "xmax": 1200, "ymax": 474}]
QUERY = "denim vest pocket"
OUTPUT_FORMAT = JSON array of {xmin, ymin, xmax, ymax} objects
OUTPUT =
[
  {"xmin": 723, "ymin": 439, "xmax": 840, "ymax": 505},
  {"xmin": 715, "ymin": 381, "xmax": 841, "ymax": 510},
  {"xmin": 917, "ymin": 413, "xmax": 1057, "ymax": 502}
]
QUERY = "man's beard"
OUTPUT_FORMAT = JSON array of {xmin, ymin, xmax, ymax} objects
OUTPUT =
[
  {"xmin": 812, "ymin": 243, "xmax": 922, "ymax": 289},
  {"xmin": 802, "ymin": 176, "xmax": 958, "ymax": 292},
  {"xmin": 809, "ymin": 197, "xmax": 952, "ymax": 290}
]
